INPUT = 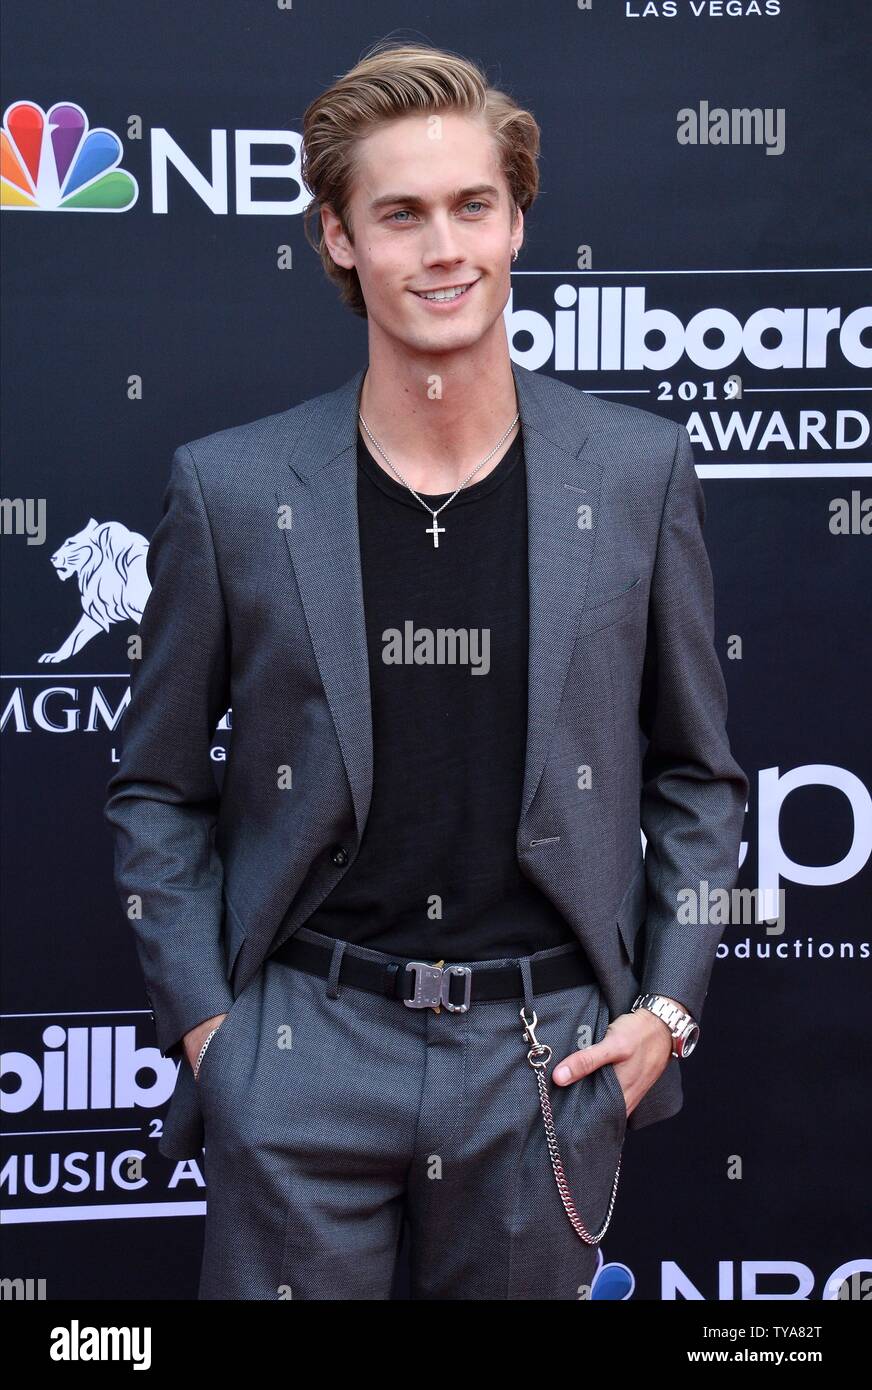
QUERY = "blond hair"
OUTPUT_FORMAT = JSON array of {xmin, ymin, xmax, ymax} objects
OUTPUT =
[{"xmin": 301, "ymin": 38, "xmax": 541, "ymax": 317}]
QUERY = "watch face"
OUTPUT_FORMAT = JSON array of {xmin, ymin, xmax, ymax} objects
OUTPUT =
[{"xmin": 681, "ymin": 1024, "xmax": 701, "ymax": 1057}]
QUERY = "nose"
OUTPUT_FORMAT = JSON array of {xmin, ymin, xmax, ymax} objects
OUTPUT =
[{"xmin": 420, "ymin": 212, "xmax": 466, "ymax": 269}]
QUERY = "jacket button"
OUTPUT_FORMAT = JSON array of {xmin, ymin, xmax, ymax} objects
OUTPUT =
[{"xmin": 330, "ymin": 846, "xmax": 349, "ymax": 866}]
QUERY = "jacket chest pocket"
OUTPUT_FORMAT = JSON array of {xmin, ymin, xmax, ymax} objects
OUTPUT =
[{"xmin": 575, "ymin": 575, "xmax": 646, "ymax": 640}]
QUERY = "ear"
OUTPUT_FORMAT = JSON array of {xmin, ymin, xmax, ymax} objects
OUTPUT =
[
  {"xmin": 510, "ymin": 202, "xmax": 524, "ymax": 255},
  {"xmin": 321, "ymin": 204, "xmax": 355, "ymax": 271}
]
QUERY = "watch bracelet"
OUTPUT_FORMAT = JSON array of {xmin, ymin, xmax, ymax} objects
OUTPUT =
[{"xmin": 632, "ymin": 993, "xmax": 696, "ymax": 1056}]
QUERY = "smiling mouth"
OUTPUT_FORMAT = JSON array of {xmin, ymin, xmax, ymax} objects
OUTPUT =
[{"xmin": 411, "ymin": 280, "xmax": 478, "ymax": 302}]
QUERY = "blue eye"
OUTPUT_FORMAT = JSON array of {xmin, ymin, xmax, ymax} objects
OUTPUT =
[{"xmin": 387, "ymin": 201, "xmax": 489, "ymax": 223}]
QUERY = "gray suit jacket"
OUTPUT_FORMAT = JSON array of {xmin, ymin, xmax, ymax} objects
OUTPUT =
[{"xmin": 104, "ymin": 361, "xmax": 749, "ymax": 1160}]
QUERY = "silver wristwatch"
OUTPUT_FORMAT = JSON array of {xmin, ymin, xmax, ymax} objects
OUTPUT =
[{"xmin": 631, "ymin": 993, "xmax": 700, "ymax": 1058}]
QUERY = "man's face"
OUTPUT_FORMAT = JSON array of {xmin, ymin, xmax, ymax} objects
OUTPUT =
[{"xmin": 323, "ymin": 111, "xmax": 522, "ymax": 357}]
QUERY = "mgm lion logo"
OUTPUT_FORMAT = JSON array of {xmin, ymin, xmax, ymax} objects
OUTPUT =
[{"xmin": 38, "ymin": 518, "xmax": 151, "ymax": 664}]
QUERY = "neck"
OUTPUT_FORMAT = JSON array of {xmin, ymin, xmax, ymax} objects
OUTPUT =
[{"xmin": 358, "ymin": 337, "xmax": 520, "ymax": 494}]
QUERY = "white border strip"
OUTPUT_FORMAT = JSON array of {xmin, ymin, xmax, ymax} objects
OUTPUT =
[
  {"xmin": 512, "ymin": 267, "xmax": 872, "ymax": 275},
  {"xmin": 697, "ymin": 463, "xmax": 872, "ymax": 478},
  {"xmin": 2, "ymin": 1201, "xmax": 206, "ymax": 1224}
]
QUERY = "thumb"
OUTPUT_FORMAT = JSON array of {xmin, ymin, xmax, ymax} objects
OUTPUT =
[{"xmin": 552, "ymin": 1039, "xmax": 613, "ymax": 1086}]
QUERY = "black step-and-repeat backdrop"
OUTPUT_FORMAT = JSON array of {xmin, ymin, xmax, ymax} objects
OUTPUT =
[{"xmin": 2, "ymin": 2, "xmax": 869, "ymax": 1303}]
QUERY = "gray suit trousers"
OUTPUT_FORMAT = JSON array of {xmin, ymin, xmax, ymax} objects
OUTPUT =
[{"xmin": 196, "ymin": 926, "xmax": 629, "ymax": 1300}]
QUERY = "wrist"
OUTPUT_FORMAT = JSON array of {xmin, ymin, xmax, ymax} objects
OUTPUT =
[
  {"xmin": 632, "ymin": 993, "xmax": 700, "ymax": 1059},
  {"xmin": 184, "ymin": 1013, "xmax": 227, "ymax": 1062},
  {"xmin": 633, "ymin": 1003, "xmax": 674, "ymax": 1047}
]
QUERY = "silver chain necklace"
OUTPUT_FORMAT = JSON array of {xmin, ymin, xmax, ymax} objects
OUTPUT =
[{"xmin": 358, "ymin": 409, "xmax": 520, "ymax": 548}]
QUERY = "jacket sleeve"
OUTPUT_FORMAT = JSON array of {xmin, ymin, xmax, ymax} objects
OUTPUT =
[
  {"xmin": 637, "ymin": 424, "xmax": 749, "ymax": 1024},
  {"xmin": 103, "ymin": 444, "xmax": 235, "ymax": 1062}
]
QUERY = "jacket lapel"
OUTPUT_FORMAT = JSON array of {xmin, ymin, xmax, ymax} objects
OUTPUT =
[
  {"xmin": 517, "ymin": 369, "xmax": 603, "ymax": 824},
  {"xmin": 278, "ymin": 362, "xmax": 603, "ymax": 846}
]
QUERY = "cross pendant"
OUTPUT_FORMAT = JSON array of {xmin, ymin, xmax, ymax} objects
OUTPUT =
[{"xmin": 426, "ymin": 517, "xmax": 446, "ymax": 548}]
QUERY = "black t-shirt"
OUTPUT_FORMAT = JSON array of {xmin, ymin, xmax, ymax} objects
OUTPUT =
[{"xmin": 302, "ymin": 423, "xmax": 576, "ymax": 960}]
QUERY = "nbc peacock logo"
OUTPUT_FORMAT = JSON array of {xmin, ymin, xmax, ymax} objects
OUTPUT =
[{"xmin": 1, "ymin": 100, "xmax": 138, "ymax": 211}]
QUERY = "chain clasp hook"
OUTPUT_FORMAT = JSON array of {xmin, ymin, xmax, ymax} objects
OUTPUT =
[{"xmin": 520, "ymin": 1006, "xmax": 552, "ymax": 1067}]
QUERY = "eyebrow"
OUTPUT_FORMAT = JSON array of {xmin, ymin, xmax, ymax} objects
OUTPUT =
[{"xmin": 368, "ymin": 184, "xmax": 502, "ymax": 213}]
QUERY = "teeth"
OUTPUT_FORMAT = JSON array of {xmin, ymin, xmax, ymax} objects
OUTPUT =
[{"xmin": 417, "ymin": 284, "xmax": 472, "ymax": 301}]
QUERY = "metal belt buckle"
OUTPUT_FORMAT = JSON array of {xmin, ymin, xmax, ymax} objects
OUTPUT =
[{"xmin": 404, "ymin": 960, "xmax": 472, "ymax": 1013}]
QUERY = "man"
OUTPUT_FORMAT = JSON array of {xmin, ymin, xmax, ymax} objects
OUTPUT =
[{"xmin": 104, "ymin": 40, "xmax": 748, "ymax": 1300}]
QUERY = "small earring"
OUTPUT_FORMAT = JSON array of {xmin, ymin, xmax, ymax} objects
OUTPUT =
[{"xmin": 511, "ymin": 247, "xmax": 519, "ymax": 262}]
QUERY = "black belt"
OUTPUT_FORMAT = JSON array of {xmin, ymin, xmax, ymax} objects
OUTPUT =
[{"xmin": 269, "ymin": 933, "xmax": 597, "ymax": 1011}]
